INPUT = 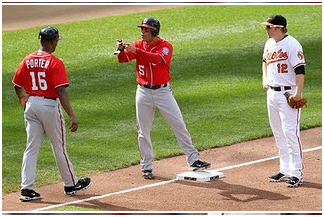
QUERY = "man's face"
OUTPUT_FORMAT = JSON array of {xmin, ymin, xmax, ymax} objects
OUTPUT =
[
  {"xmin": 141, "ymin": 27, "xmax": 154, "ymax": 41},
  {"xmin": 265, "ymin": 25, "xmax": 275, "ymax": 38},
  {"xmin": 50, "ymin": 38, "xmax": 59, "ymax": 52},
  {"xmin": 265, "ymin": 25, "xmax": 283, "ymax": 38}
]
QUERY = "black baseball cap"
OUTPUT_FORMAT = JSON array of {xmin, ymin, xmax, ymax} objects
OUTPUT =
[
  {"xmin": 261, "ymin": 15, "xmax": 287, "ymax": 28},
  {"xmin": 38, "ymin": 26, "xmax": 62, "ymax": 41}
]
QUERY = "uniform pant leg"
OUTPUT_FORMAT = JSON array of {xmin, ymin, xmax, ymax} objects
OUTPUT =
[
  {"xmin": 281, "ymin": 106, "xmax": 303, "ymax": 179},
  {"xmin": 155, "ymin": 85, "xmax": 199, "ymax": 165},
  {"xmin": 136, "ymin": 86, "xmax": 155, "ymax": 171},
  {"xmin": 21, "ymin": 100, "xmax": 44, "ymax": 189},
  {"xmin": 267, "ymin": 91, "xmax": 290, "ymax": 176},
  {"xmin": 41, "ymin": 99, "xmax": 78, "ymax": 186}
]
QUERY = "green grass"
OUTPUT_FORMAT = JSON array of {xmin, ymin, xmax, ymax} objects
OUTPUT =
[{"xmin": 2, "ymin": 5, "xmax": 322, "ymax": 194}]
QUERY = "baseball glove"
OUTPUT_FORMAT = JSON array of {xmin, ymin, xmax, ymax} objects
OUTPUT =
[{"xmin": 284, "ymin": 92, "xmax": 307, "ymax": 109}]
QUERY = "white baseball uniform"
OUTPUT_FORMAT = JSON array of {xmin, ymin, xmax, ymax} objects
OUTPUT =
[{"xmin": 263, "ymin": 35, "xmax": 306, "ymax": 179}]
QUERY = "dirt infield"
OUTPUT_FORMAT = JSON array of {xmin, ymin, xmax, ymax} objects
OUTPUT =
[
  {"xmin": 2, "ymin": 127, "xmax": 322, "ymax": 211},
  {"xmin": 2, "ymin": 5, "xmax": 182, "ymax": 31},
  {"xmin": 2, "ymin": 5, "xmax": 322, "ymax": 212}
]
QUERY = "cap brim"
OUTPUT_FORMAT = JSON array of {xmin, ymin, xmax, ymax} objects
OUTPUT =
[
  {"xmin": 137, "ymin": 24, "xmax": 155, "ymax": 29},
  {"xmin": 260, "ymin": 21, "xmax": 273, "ymax": 26}
]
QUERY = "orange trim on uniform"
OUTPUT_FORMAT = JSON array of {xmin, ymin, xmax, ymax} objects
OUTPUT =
[
  {"xmin": 265, "ymin": 59, "xmax": 288, "ymax": 66},
  {"xmin": 293, "ymin": 63, "xmax": 306, "ymax": 69}
]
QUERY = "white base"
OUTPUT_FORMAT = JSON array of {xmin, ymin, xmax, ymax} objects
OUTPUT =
[{"xmin": 177, "ymin": 170, "xmax": 225, "ymax": 182}]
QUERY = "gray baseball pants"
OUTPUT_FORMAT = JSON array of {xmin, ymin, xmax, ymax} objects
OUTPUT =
[
  {"xmin": 21, "ymin": 96, "xmax": 77, "ymax": 189},
  {"xmin": 136, "ymin": 83, "xmax": 199, "ymax": 171}
]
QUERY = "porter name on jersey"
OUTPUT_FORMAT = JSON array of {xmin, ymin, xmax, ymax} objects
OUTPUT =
[{"xmin": 26, "ymin": 59, "xmax": 50, "ymax": 69}]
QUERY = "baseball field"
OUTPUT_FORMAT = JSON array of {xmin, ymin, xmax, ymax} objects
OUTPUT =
[{"xmin": 2, "ymin": 5, "xmax": 322, "ymax": 212}]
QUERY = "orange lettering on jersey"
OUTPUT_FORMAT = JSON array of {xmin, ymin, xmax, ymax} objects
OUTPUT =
[
  {"xmin": 265, "ymin": 49, "xmax": 288, "ymax": 64},
  {"xmin": 297, "ymin": 51, "xmax": 304, "ymax": 60}
]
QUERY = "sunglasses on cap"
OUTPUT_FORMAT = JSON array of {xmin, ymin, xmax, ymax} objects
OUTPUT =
[{"xmin": 266, "ymin": 25, "xmax": 285, "ymax": 29}]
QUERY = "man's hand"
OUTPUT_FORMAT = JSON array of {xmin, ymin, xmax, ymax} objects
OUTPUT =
[
  {"xmin": 124, "ymin": 43, "xmax": 137, "ymax": 53},
  {"xmin": 284, "ymin": 92, "xmax": 307, "ymax": 109},
  {"xmin": 69, "ymin": 115, "xmax": 78, "ymax": 132},
  {"xmin": 19, "ymin": 95, "xmax": 28, "ymax": 108}
]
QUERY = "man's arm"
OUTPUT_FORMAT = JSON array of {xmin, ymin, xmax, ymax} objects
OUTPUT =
[
  {"xmin": 293, "ymin": 74, "xmax": 305, "ymax": 101},
  {"xmin": 56, "ymin": 86, "xmax": 78, "ymax": 132},
  {"xmin": 124, "ymin": 43, "xmax": 164, "ymax": 64},
  {"xmin": 116, "ymin": 41, "xmax": 136, "ymax": 63},
  {"xmin": 262, "ymin": 62, "xmax": 269, "ymax": 91},
  {"xmin": 14, "ymin": 85, "xmax": 28, "ymax": 108}
]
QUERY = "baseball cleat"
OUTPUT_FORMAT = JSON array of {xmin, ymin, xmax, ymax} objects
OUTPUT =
[
  {"xmin": 190, "ymin": 160, "xmax": 211, "ymax": 171},
  {"xmin": 286, "ymin": 176, "xmax": 303, "ymax": 187},
  {"xmin": 64, "ymin": 177, "xmax": 91, "ymax": 195},
  {"xmin": 268, "ymin": 172, "xmax": 287, "ymax": 182},
  {"xmin": 142, "ymin": 170, "xmax": 154, "ymax": 179},
  {"xmin": 20, "ymin": 189, "xmax": 41, "ymax": 201}
]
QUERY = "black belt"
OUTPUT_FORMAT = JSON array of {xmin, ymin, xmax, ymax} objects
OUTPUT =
[
  {"xmin": 269, "ymin": 86, "xmax": 291, "ymax": 91},
  {"xmin": 30, "ymin": 95, "xmax": 57, "ymax": 101},
  {"xmin": 139, "ymin": 83, "xmax": 168, "ymax": 89}
]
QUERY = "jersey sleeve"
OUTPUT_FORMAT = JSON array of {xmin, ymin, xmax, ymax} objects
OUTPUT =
[
  {"xmin": 12, "ymin": 59, "xmax": 26, "ymax": 87},
  {"xmin": 136, "ymin": 41, "xmax": 173, "ymax": 65},
  {"xmin": 289, "ymin": 40, "xmax": 306, "ymax": 69},
  {"xmin": 159, "ymin": 42, "xmax": 173, "ymax": 65},
  {"xmin": 136, "ymin": 49, "xmax": 163, "ymax": 64},
  {"xmin": 117, "ymin": 41, "xmax": 137, "ymax": 63},
  {"xmin": 117, "ymin": 50, "xmax": 136, "ymax": 62},
  {"xmin": 51, "ymin": 58, "xmax": 69, "ymax": 89}
]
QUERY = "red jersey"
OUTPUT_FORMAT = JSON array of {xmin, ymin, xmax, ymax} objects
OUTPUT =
[
  {"xmin": 118, "ymin": 38, "xmax": 173, "ymax": 86},
  {"xmin": 12, "ymin": 50, "xmax": 69, "ymax": 98}
]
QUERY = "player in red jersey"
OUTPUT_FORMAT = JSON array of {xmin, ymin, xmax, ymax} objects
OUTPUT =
[
  {"xmin": 12, "ymin": 26, "xmax": 90, "ymax": 201},
  {"xmin": 116, "ymin": 17, "xmax": 211, "ymax": 179}
]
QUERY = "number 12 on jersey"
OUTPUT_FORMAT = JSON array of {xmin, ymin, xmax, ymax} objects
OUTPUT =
[{"xmin": 277, "ymin": 63, "xmax": 288, "ymax": 74}]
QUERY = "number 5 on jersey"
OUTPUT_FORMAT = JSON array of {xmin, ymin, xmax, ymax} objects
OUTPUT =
[{"xmin": 138, "ymin": 65, "xmax": 145, "ymax": 76}]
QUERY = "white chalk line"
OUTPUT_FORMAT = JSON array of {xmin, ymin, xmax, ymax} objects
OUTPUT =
[
  {"xmin": 215, "ymin": 146, "xmax": 322, "ymax": 172},
  {"xmin": 34, "ymin": 146, "xmax": 322, "ymax": 211}
]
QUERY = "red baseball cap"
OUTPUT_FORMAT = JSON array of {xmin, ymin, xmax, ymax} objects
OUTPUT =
[{"xmin": 137, "ymin": 23, "xmax": 156, "ymax": 29}]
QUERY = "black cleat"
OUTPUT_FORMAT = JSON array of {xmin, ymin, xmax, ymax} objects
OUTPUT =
[
  {"xmin": 269, "ymin": 172, "xmax": 287, "ymax": 182},
  {"xmin": 142, "ymin": 170, "xmax": 154, "ymax": 179},
  {"xmin": 286, "ymin": 176, "xmax": 303, "ymax": 187},
  {"xmin": 64, "ymin": 177, "xmax": 91, "ymax": 195},
  {"xmin": 190, "ymin": 160, "xmax": 211, "ymax": 171},
  {"xmin": 20, "ymin": 189, "xmax": 41, "ymax": 201}
]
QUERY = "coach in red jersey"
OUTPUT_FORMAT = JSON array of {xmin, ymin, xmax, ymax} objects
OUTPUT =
[
  {"xmin": 12, "ymin": 26, "xmax": 90, "ymax": 201},
  {"xmin": 116, "ymin": 17, "xmax": 211, "ymax": 179}
]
